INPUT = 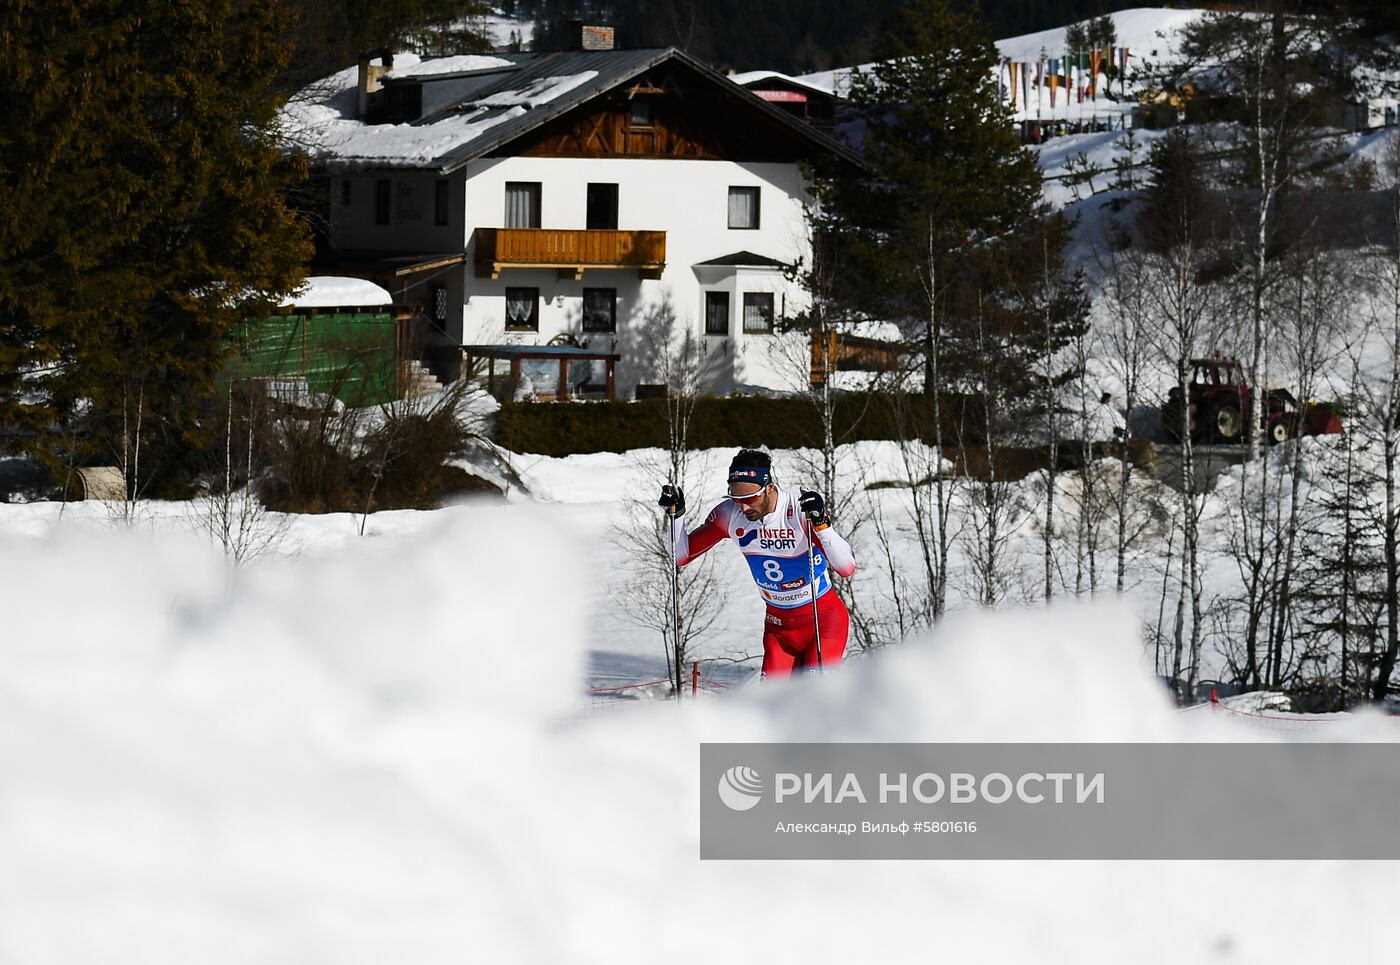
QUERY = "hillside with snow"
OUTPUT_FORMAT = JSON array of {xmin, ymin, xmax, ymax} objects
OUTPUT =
[{"xmin": 801, "ymin": 6, "xmax": 1200, "ymax": 110}]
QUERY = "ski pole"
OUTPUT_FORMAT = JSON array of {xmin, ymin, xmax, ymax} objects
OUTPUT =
[
  {"xmin": 806, "ymin": 512, "xmax": 824, "ymax": 671},
  {"xmin": 667, "ymin": 498, "xmax": 683, "ymax": 698}
]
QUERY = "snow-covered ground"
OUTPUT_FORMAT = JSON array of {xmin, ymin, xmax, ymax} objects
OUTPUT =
[
  {"xmin": 479, "ymin": 9, "xmax": 534, "ymax": 49},
  {"xmin": 0, "ymin": 437, "xmax": 1382, "ymax": 700},
  {"xmin": 1, "ymin": 465, "xmax": 1397, "ymax": 963}
]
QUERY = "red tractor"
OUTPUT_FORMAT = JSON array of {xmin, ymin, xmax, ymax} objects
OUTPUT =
[{"xmin": 1162, "ymin": 358, "xmax": 1344, "ymax": 445}]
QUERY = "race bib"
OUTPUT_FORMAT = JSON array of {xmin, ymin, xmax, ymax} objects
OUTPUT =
[{"xmin": 744, "ymin": 551, "xmax": 830, "ymax": 608}]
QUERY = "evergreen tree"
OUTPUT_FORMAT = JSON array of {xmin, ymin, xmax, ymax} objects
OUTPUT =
[
  {"xmin": 278, "ymin": 0, "xmax": 494, "ymax": 91},
  {"xmin": 828, "ymin": 0, "xmax": 1045, "ymax": 397},
  {"xmin": 1136, "ymin": 128, "xmax": 1223, "ymax": 255},
  {"xmin": 520, "ymin": 0, "xmax": 1162, "ymax": 72},
  {"xmin": 1294, "ymin": 434, "xmax": 1389, "ymax": 708},
  {"xmin": 0, "ymin": 0, "xmax": 312, "ymax": 494}
]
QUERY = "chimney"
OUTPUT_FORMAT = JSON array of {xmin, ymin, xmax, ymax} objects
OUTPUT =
[
  {"xmin": 572, "ymin": 22, "xmax": 615, "ymax": 51},
  {"xmin": 357, "ymin": 49, "xmax": 394, "ymax": 119}
]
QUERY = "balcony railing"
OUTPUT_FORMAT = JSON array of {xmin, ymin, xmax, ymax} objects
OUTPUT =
[{"xmin": 473, "ymin": 228, "xmax": 667, "ymax": 280}]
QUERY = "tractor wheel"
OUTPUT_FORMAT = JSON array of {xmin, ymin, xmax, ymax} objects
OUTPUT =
[
  {"xmin": 1214, "ymin": 404, "xmax": 1242, "ymax": 442},
  {"xmin": 1269, "ymin": 420, "xmax": 1291, "ymax": 445}
]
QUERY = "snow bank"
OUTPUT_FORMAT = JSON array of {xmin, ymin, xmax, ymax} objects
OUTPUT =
[{"xmin": 1, "ymin": 501, "xmax": 1397, "ymax": 962}]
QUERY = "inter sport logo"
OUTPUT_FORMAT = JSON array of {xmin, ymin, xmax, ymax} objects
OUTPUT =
[{"xmin": 717, "ymin": 765, "xmax": 764, "ymax": 811}]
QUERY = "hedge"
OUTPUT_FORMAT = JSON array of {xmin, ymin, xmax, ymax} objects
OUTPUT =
[{"xmin": 492, "ymin": 394, "xmax": 986, "ymax": 457}]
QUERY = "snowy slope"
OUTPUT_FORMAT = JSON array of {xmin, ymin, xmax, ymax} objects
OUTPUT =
[
  {"xmin": 800, "ymin": 5, "xmax": 1200, "ymax": 118},
  {"xmin": 995, "ymin": 6, "xmax": 1201, "ymax": 63}
]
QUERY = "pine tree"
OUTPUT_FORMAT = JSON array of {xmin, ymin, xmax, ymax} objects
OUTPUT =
[
  {"xmin": 278, "ymin": 1, "xmax": 494, "ymax": 89},
  {"xmin": 828, "ymin": 0, "xmax": 1045, "ymax": 397},
  {"xmin": 1293, "ymin": 434, "xmax": 1389, "ymax": 709},
  {"xmin": 0, "ymin": 0, "xmax": 312, "ymax": 494},
  {"xmin": 1136, "ymin": 128, "xmax": 1226, "ymax": 256}
]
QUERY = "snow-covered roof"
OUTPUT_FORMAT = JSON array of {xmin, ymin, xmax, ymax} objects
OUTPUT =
[
  {"xmin": 728, "ymin": 69, "xmax": 835, "ymax": 96},
  {"xmin": 284, "ymin": 47, "xmax": 862, "ymax": 174},
  {"xmin": 382, "ymin": 54, "xmax": 514, "ymax": 80},
  {"xmin": 845, "ymin": 319, "xmax": 904, "ymax": 343},
  {"xmin": 283, "ymin": 276, "xmax": 394, "ymax": 309}
]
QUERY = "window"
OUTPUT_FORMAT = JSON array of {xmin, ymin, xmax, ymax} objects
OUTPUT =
[
  {"xmin": 704, "ymin": 291, "xmax": 730, "ymax": 335},
  {"xmin": 505, "ymin": 287, "xmax": 539, "ymax": 331},
  {"xmin": 630, "ymin": 98, "xmax": 653, "ymax": 126},
  {"xmin": 434, "ymin": 179, "xmax": 450, "ymax": 226},
  {"xmin": 504, "ymin": 181, "xmax": 541, "ymax": 228},
  {"xmin": 582, "ymin": 288, "xmax": 617, "ymax": 332},
  {"xmin": 742, "ymin": 292, "xmax": 774, "ymax": 334},
  {"xmin": 374, "ymin": 179, "xmax": 391, "ymax": 225},
  {"xmin": 431, "ymin": 283, "xmax": 448, "ymax": 323},
  {"xmin": 728, "ymin": 186, "xmax": 760, "ymax": 229},
  {"xmin": 340, "ymin": 179, "xmax": 352, "ymax": 206},
  {"xmin": 586, "ymin": 182, "xmax": 619, "ymax": 230},
  {"xmin": 260, "ymin": 377, "xmax": 311, "ymax": 406}
]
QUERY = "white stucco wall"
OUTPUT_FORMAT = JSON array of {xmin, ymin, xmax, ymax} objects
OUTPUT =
[
  {"xmin": 330, "ymin": 157, "xmax": 816, "ymax": 396},
  {"xmin": 459, "ymin": 156, "xmax": 813, "ymax": 396}
]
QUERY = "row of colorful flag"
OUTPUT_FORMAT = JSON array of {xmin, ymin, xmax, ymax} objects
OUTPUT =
[{"xmin": 999, "ymin": 48, "xmax": 1132, "ymax": 110}]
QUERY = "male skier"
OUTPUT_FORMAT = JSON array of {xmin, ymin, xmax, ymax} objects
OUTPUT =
[{"xmin": 658, "ymin": 449, "xmax": 857, "ymax": 677}]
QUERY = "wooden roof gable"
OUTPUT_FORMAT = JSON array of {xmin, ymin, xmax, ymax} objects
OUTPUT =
[
  {"xmin": 496, "ymin": 58, "xmax": 851, "ymax": 165},
  {"xmin": 421, "ymin": 48, "xmax": 862, "ymax": 173}
]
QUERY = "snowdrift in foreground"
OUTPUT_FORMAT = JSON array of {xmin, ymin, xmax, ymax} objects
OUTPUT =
[{"xmin": 0, "ymin": 508, "xmax": 1395, "ymax": 964}]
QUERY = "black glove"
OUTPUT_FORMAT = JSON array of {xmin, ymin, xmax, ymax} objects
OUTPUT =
[
  {"xmin": 658, "ymin": 484, "xmax": 686, "ymax": 518},
  {"xmin": 799, "ymin": 489, "xmax": 830, "ymax": 528}
]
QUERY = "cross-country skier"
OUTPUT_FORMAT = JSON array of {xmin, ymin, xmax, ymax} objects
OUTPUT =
[{"xmin": 658, "ymin": 449, "xmax": 857, "ymax": 678}]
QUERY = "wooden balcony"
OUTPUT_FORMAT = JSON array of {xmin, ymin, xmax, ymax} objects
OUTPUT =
[{"xmin": 473, "ymin": 228, "xmax": 666, "ymax": 280}]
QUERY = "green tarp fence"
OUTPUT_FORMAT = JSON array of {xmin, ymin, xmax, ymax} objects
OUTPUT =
[{"xmin": 224, "ymin": 312, "xmax": 399, "ymax": 407}]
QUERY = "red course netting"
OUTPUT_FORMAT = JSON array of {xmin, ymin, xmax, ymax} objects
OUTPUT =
[
  {"xmin": 564, "ymin": 663, "xmax": 742, "ymax": 721},
  {"xmin": 1187, "ymin": 687, "xmax": 1400, "ymax": 730},
  {"xmin": 586, "ymin": 662, "xmax": 737, "ymax": 699},
  {"xmin": 586, "ymin": 677, "xmax": 674, "ymax": 696}
]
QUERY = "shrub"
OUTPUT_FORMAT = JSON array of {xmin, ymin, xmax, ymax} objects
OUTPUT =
[
  {"xmin": 257, "ymin": 380, "xmax": 501, "ymax": 514},
  {"xmin": 492, "ymin": 393, "xmax": 985, "ymax": 456}
]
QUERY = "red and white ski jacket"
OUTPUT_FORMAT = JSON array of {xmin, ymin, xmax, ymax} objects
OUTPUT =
[{"xmin": 669, "ymin": 487, "xmax": 857, "ymax": 610}]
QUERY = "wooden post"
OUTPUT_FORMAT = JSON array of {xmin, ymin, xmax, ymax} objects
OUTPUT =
[
  {"xmin": 606, "ymin": 359, "xmax": 615, "ymax": 400},
  {"xmin": 510, "ymin": 357, "xmax": 521, "ymax": 399},
  {"xmin": 691, "ymin": 661, "xmax": 699, "ymax": 696},
  {"xmin": 559, "ymin": 357, "xmax": 570, "ymax": 401}
]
